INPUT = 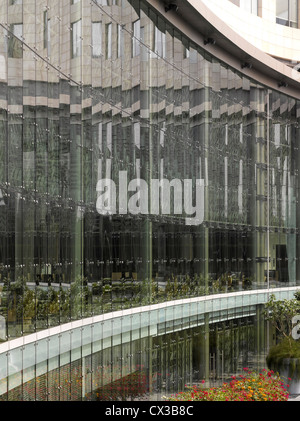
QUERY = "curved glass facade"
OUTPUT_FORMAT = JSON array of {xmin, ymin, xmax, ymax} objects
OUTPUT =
[
  {"xmin": 0, "ymin": 310, "xmax": 267, "ymax": 401},
  {"xmin": 0, "ymin": 288, "xmax": 295, "ymax": 401},
  {"xmin": 0, "ymin": 0, "xmax": 299, "ymax": 380}
]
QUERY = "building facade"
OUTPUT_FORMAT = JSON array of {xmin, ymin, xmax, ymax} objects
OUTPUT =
[
  {"xmin": 202, "ymin": 0, "xmax": 300, "ymax": 65},
  {"xmin": 0, "ymin": 0, "xmax": 299, "ymax": 400}
]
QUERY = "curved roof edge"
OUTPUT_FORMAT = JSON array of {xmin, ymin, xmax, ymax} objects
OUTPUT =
[{"xmin": 147, "ymin": 0, "xmax": 300, "ymax": 100}]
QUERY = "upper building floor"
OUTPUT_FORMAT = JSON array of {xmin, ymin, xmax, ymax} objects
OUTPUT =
[{"xmin": 200, "ymin": 0, "xmax": 300, "ymax": 65}]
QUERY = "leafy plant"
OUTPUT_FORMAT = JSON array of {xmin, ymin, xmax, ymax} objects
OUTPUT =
[
  {"xmin": 264, "ymin": 292, "xmax": 300, "ymax": 353},
  {"xmin": 266, "ymin": 336, "xmax": 300, "ymax": 379}
]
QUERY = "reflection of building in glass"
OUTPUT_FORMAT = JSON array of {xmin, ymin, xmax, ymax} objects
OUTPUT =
[
  {"xmin": 276, "ymin": 0, "xmax": 298, "ymax": 27},
  {"xmin": 0, "ymin": 0, "xmax": 299, "ymax": 401},
  {"xmin": 204, "ymin": 0, "xmax": 300, "ymax": 65},
  {"xmin": 229, "ymin": 0, "xmax": 298, "ymax": 27}
]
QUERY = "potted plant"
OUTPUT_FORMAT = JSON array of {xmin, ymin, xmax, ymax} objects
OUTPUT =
[{"xmin": 264, "ymin": 292, "xmax": 300, "ymax": 394}]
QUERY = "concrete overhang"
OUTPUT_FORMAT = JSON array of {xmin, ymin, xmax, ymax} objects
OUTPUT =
[{"xmin": 146, "ymin": 0, "xmax": 300, "ymax": 100}]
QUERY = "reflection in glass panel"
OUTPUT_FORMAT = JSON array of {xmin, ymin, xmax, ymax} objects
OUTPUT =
[
  {"xmin": 0, "ymin": 0, "xmax": 298, "ymax": 402},
  {"xmin": 43, "ymin": 11, "xmax": 51, "ymax": 55},
  {"xmin": 0, "ymin": 303, "xmax": 272, "ymax": 401},
  {"xmin": 276, "ymin": 0, "xmax": 298, "ymax": 27},
  {"xmin": 132, "ymin": 19, "xmax": 140, "ymax": 57},
  {"xmin": 8, "ymin": 24, "xmax": 23, "ymax": 58},
  {"xmin": 71, "ymin": 20, "xmax": 82, "ymax": 58},
  {"xmin": 106, "ymin": 22, "xmax": 112, "ymax": 59},
  {"xmin": 92, "ymin": 22, "xmax": 102, "ymax": 58}
]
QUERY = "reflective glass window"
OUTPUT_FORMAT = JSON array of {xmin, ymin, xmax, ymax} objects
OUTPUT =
[
  {"xmin": 105, "ymin": 22, "xmax": 112, "ymax": 58},
  {"xmin": 276, "ymin": 0, "xmax": 298, "ymax": 27},
  {"xmin": 132, "ymin": 19, "xmax": 140, "ymax": 57},
  {"xmin": 71, "ymin": 20, "xmax": 82, "ymax": 58},
  {"xmin": 8, "ymin": 24, "xmax": 23, "ymax": 58},
  {"xmin": 92, "ymin": 22, "xmax": 102, "ymax": 57}
]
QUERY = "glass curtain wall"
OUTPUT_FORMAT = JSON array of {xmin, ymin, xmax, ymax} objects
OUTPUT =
[
  {"xmin": 0, "ymin": 0, "xmax": 299, "ymax": 342},
  {"xmin": 0, "ymin": 302, "xmax": 267, "ymax": 401}
]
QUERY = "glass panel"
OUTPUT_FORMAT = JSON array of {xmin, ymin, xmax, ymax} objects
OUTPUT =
[
  {"xmin": 7, "ymin": 348, "xmax": 22, "ymax": 395},
  {"xmin": 132, "ymin": 20, "xmax": 140, "ymax": 57},
  {"xmin": 72, "ymin": 20, "xmax": 82, "ymax": 58},
  {"xmin": 290, "ymin": 0, "xmax": 298, "ymax": 26},
  {"xmin": 92, "ymin": 22, "xmax": 102, "ymax": 58},
  {"xmin": 71, "ymin": 328, "xmax": 82, "ymax": 361},
  {"xmin": 0, "ymin": 352, "xmax": 7, "ymax": 397},
  {"xmin": 276, "ymin": 0, "xmax": 297, "ymax": 27},
  {"xmin": 105, "ymin": 23, "xmax": 112, "ymax": 59},
  {"xmin": 48, "ymin": 335, "xmax": 59, "ymax": 370},
  {"xmin": 276, "ymin": 0, "xmax": 289, "ymax": 20},
  {"xmin": 0, "ymin": 0, "xmax": 299, "ymax": 402},
  {"xmin": 8, "ymin": 24, "xmax": 23, "ymax": 58}
]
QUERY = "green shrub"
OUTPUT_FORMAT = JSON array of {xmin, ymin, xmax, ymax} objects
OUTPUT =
[{"xmin": 267, "ymin": 337, "xmax": 300, "ymax": 379}]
